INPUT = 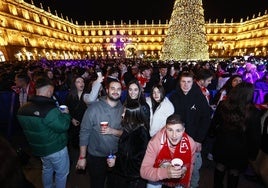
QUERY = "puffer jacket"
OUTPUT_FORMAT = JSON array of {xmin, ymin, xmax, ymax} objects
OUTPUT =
[{"xmin": 17, "ymin": 95, "xmax": 70, "ymax": 157}]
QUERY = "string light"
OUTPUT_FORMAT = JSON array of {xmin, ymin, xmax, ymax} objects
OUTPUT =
[{"xmin": 161, "ymin": 0, "xmax": 209, "ymax": 61}]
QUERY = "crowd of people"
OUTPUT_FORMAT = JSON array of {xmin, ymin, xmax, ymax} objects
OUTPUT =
[{"xmin": 0, "ymin": 56, "xmax": 268, "ymax": 188}]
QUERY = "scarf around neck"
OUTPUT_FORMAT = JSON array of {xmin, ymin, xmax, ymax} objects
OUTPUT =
[{"xmin": 153, "ymin": 132, "xmax": 192, "ymax": 188}]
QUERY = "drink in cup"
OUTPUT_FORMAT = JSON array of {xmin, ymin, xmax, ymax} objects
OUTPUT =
[
  {"xmin": 100, "ymin": 121, "xmax": 109, "ymax": 131},
  {"xmin": 171, "ymin": 158, "xmax": 183, "ymax": 169},
  {"xmin": 59, "ymin": 105, "xmax": 67, "ymax": 111}
]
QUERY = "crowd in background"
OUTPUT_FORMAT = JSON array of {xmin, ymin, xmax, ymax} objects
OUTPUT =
[{"xmin": 0, "ymin": 56, "xmax": 268, "ymax": 188}]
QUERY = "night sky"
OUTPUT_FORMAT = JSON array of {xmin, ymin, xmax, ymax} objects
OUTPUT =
[{"xmin": 24, "ymin": 0, "xmax": 268, "ymax": 24}]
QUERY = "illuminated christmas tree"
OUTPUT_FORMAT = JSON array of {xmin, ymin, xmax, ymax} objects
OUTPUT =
[{"xmin": 161, "ymin": 0, "xmax": 209, "ymax": 61}]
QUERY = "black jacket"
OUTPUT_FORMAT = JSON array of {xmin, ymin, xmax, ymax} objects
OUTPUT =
[
  {"xmin": 113, "ymin": 125, "xmax": 150, "ymax": 180},
  {"xmin": 169, "ymin": 83, "xmax": 211, "ymax": 143}
]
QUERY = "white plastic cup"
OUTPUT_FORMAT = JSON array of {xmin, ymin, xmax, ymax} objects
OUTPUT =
[
  {"xmin": 171, "ymin": 158, "xmax": 183, "ymax": 169},
  {"xmin": 100, "ymin": 121, "xmax": 109, "ymax": 130},
  {"xmin": 59, "ymin": 105, "xmax": 67, "ymax": 111}
]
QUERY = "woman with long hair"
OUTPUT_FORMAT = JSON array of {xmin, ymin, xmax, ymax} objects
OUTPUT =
[
  {"xmin": 106, "ymin": 101, "xmax": 150, "ymax": 188},
  {"xmin": 212, "ymin": 74, "xmax": 242, "ymax": 106},
  {"xmin": 146, "ymin": 84, "xmax": 174, "ymax": 137},
  {"xmin": 124, "ymin": 79, "xmax": 150, "ymax": 130},
  {"xmin": 212, "ymin": 82, "xmax": 262, "ymax": 188},
  {"xmin": 65, "ymin": 76, "xmax": 87, "ymax": 164}
]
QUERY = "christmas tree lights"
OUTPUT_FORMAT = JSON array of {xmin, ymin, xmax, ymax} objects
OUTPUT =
[{"xmin": 161, "ymin": 0, "xmax": 209, "ymax": 61}]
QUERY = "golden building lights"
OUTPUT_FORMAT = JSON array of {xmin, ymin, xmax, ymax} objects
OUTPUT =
[{"xmin": 0, "ymin": 0, "xmax": 267, "ymax": 61}]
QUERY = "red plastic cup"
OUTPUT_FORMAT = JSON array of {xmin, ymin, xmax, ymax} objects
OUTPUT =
[{"xmin": 100, "ymin": 121, "xmax": 108, "ymax": 130}]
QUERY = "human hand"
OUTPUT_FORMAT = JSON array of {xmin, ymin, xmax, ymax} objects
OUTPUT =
[
  {"xmin": 96, "ymin": 72, "xmax": 104, "ymax": 83},
  {"xmin": 167, "ymin": 165, "xmax": 187, "ymax": 179},
  {"xmin": 100, "ymin": 126, "xmax": 113, "ymax": 135},
  {"xmin": 72, "ymin": 118, "xmax": 80, "ymax": 126},
  {"xmin": 76, "ymin": 158, "xmax": 86, "ymax": 170}
]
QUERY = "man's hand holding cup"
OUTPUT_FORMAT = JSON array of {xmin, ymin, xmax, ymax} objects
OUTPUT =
[
  {"xmin": 100, "ymin": 121, "xmax": 109, "ymax": 134},
  {"xmin": 167, "ymin": 158, "xmax": 187, "ymax": 179}
]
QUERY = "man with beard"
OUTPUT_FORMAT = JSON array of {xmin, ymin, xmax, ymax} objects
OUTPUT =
[{"xmin": 76, "ymin": 80, "xmax": 124, "ymax": 188}]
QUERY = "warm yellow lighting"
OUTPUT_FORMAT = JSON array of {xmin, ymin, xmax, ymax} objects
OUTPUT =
[
  {"xmin": 144, "ymin": 30, "xmax": 148, "ymax": 35},
  {"xmin": 98, "ymin": 30, "xmax": 103, "ymax": 35},
  {"xmin": 161, "ymin": 0, "xmax": 209, "ymax": 61},
  {"xmin": 135, "ymin": 30, "xmax": 141, "ymax": 35},
  {"xmin": 91, "ymin": 30, "xmax": 96, "ymax": 36},
  {"xmin": 105, "ymin": 30, "xmax": 110, "ymax": 35},
  {"xmin": 9, "ymin": 5, "xmax": 18, "ymax": 16},
  {"xmin": 119, "ymin": 30, "xmax": 125, "ymax": 35},
  {"xmin": 22, "ymin": 10, "xmax": 30, "ymax": 19},
  {"xmin": 42, "ymin": 17, "xmax": 48, "ymax": 25}
]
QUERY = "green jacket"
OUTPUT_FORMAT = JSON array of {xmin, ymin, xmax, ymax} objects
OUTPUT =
[{"xmin": 17, "ymin": 95, "xmax": 70, "ymax": 157}]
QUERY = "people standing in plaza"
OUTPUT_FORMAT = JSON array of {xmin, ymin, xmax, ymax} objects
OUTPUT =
[
  {"xmin": 146, "ymin": 84, "xmax": 174, "ymax": 137},
  {"xmin": 136, "ymin": 65, "xmax": 153, "ymax": 93},
  {"xmin": 169, "ymin": 71, "xmax": 211, "ymax": 188},
  {"xmin": 140, "ymin": 114, "xmax": 196, "ymax": 188},
  {"xmin": 242, "ymin": 63, "xmax": 260, "ymax": 84},
  {"xmin": 195, "ymin": 68, "xmax": 214, "ymax": 104},
  {"xmin": 12, "ymin": 73, "xmax": 36, "ymax": 107},
  {"xmin": 158, "ymin": 64, "xmax": 176, "ymax": 95},
  {"xmin": 123, "ymin": 63, "xmax": 139, "ymax": 87},
  {"xmin": 212, "ymin": 74, "xmax": 243, "ymax": 106},
  {"xmin": 65, "ymin": 76, "xmax": 88, "ymax": 165},
  {"xmin": 83, "ymin": 69, "xmax": 105, "ymax": 105},
  {"xmin": 17, "ymin": 76, "xmax": 71, "ymax": 188},
  {"xmin": 208, "ymin": 74, "xmax": 243, "ymax": 160},
  {"xmin": 106, "ymin": 101, "xmax": 150, "ymax": 188},
  {"xmin": 124, "ymin": 79, "xmax": 150, "ymax": 130},
  {"xmin": 212, "ymin": 82, "xmax": 262, "ymax": 188},
  {"xmin": 76, "ymin": 80, "xmax": 124, "ymax": 188},
  {"xmin": 194, "ymin": 68, "xmax": 215, "ymax": 161}
]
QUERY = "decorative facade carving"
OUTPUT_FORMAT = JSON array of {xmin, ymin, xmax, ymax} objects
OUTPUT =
[{"xmin": 0, "ymin": 0, "xmax": 267, "ymax": 61}]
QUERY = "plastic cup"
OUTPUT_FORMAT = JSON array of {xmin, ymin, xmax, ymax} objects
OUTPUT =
[
  {"xmin": 171, "ymin": 158, "xmax": 183, "ymax": 168},
  {"xmin": 100, "ymin": 121, "xmax": 109, "ymax": 130},
  {"xmin": 59, "ymin": 105, "xmax": 67, "ymax": 111}
]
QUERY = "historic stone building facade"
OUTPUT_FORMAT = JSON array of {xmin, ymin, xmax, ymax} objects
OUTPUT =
[{"xmin": 0, "ymin": 0, "xmax": 267, "ymax": 61}]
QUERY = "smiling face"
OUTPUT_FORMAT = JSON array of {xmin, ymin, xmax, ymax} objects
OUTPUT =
[
  {"xmin": 166, "ymin": 123, "xmax": 185, "ymax": 146},
  {"xmin": 128, "ymin": 83, "xmax": 140, "ymax": 100},
  {"xmin": 107, "ymin": 81, "xmax": 122, "ymax": 101}
]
